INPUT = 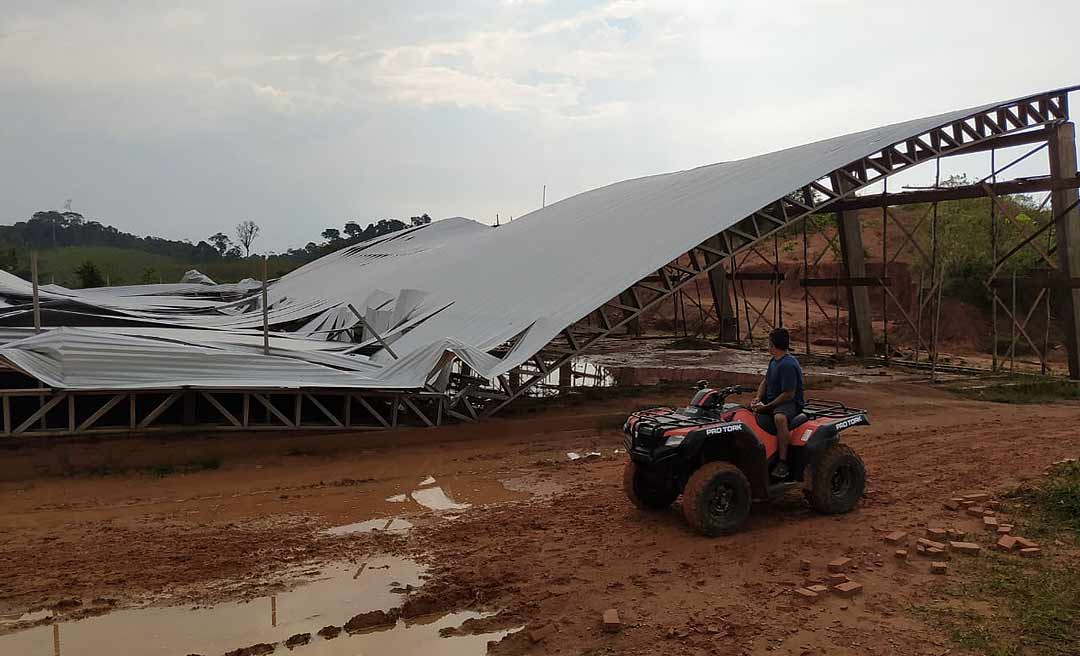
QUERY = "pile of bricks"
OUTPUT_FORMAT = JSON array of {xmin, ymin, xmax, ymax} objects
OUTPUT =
[{"xmin": 792, "ymin": 557, "xmax": 864, "ymax": 603}]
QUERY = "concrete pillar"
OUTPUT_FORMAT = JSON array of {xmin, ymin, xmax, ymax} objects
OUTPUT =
[
  {"xmin": 1049, "ymin": 122, "xmax": 1080, "ymax": 379},
  {"xmin": 835, "ymin": 180, "xmax": 876, "ymax": 358},
  {"xmin": 703, "ymin": 236, "xmax": 737, "ymax": 340}
]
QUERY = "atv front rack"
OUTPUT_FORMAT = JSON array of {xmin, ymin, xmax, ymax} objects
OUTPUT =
[{"xmin": 802, "ymin": 399, "xmax": 865, "ymax": 419}]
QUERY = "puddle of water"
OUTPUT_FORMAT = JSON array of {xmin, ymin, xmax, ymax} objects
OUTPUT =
[
  {"xmin": 411, "ymin": 486, "xmax": 470, "ymax": 511},
  {"xmin": 0, "ymin": 556, "xmax": 505, "ymax": 656},
  {"xmin": 326, "ymin": 518, "xmax": 413, "ymax": 535},
  {"xmin": 566, "ymin": 452, "xmax": 601, "ymax": 461}
]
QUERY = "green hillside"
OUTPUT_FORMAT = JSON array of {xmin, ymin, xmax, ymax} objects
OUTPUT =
[{"xmin": 27, "ymin": 246, "xmax": 302, "ymax": 288}]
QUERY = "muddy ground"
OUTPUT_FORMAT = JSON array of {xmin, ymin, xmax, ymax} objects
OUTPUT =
[{"xmin": 1, "ymin": 375, "xmax": 1079, "ymax": 655}]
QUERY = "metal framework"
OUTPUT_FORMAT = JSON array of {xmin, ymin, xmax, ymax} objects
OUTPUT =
[
  {"xmin": 481, "ymin": 88, "xmax": 1079, "ymax": 413},
  {"xmin": 4, "ymin": 88, "xmax": 1079, "ymax": 437},
  {"xmin": 0, "ymin": 386, "xmax": 459, "ymax": 437}
]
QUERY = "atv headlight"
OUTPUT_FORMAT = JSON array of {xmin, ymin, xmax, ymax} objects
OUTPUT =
[{"xmin": 664, "ymin": 435, "xmax": 686, "ymax": 447}]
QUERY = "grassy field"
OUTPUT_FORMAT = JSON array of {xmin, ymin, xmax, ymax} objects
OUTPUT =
[
  {"xmin": 32, "ymin": 246, "xmax": 304, "ymax": 287},
  {"xmin": 950, "ymin": 379, "xmax": 1080, "ymax": 404}
]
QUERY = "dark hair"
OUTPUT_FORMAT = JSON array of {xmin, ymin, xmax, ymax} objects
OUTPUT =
[{"xmin": 769, "ymin": 328, "xmax": 790, "ymax": 351}]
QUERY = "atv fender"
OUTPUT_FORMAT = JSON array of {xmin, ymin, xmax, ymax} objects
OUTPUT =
[
  {"xmin": 682, "ymin": 423, "xmax": 769, "ymax": 499},
  {"xmin": 803, "ymin": 414, "xmax": 869, "ymax": 470}
]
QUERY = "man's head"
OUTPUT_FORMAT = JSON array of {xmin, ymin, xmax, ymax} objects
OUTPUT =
[{"xmin": 768, "ymin": 328, "xmax": 790, "ymax": 357}]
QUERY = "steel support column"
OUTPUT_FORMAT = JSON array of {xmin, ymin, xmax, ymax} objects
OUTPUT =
[
  {"xmin": 1049, "ymin": 122, "xmax": 1080, "ymax": 378},
  {"xmin": 835, "ymin": 177, "xmax": 876, "ymax": 357},
  {"xmin": 703, "ymin": 236, "xmax": 737, "ymax": 340}
]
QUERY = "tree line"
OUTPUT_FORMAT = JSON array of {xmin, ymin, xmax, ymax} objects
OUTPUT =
[{"xmin": 0, "ymin": 210, "xmax": 433, "ymax": 287}]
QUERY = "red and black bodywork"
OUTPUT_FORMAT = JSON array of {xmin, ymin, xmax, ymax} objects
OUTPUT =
[{"xmin": 622, "ymin": 384, "xmax": 869, "ymax": 535}]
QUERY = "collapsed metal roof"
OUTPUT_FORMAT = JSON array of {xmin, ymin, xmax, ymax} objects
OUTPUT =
[{"xmin": 0, "ymin": 87, "xmax": 1074, "ymax": 396}]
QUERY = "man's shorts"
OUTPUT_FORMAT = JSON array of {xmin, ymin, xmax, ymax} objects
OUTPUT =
[{"xmin": 755, "ymin": 401, "xmax": 803, "ymax": 435}]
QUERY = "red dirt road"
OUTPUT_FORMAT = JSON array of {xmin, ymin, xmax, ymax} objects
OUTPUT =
[{"xmin": 1, "ymin": 379, "xmax": 1078, "ymax": 655}]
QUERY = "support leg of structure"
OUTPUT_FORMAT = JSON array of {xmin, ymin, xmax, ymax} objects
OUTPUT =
[
  {"xmin": 703, "ymin": 236, "xmax": 737, "ymax": 341},
  {"xmin": 618, "ymin": 291, "xmax": 642, "ymax": 336},
  {"xmin": 1049, "ymin": 122, "xmax": 1080, "ymax": 378},
  {"xmin": 835, "ymin": 187, "xmax": 876, "ymax": 357}
]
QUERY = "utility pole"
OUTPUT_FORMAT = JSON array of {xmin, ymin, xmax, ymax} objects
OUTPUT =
[
  {"xmin": 542, "ymin": 185, "xmax": 546, "ymax": 208},
  {"xmin": 31, "ymin": 251, "xmax": 41, "ymax": 333},
  {"xmin": 262, "ymin": 256, "xmax": 270, "ymax": 355}
]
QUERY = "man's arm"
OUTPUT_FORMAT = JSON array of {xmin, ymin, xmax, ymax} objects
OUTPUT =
[
  {"xmin": 761, "ymin": 389, "xmax": 794, "ymax": 412},
  {"xmin": 754, "ymin": 377, "xmax": 766, "ymax": 404}
]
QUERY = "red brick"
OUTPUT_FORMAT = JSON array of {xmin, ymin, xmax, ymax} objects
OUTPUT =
[
  {"xmin": 808, "ymin": 584, "xmax": 828, "ymax": 593},
  {"xmin": 884, "ymin": 531, "xmax": 907, "ymax": 544},
  {"xmin": 963, "ymin": 493, "xmax": 990, "ymax": 502},
  {"xmin": 943, "ymin": 499, "xmax": 961, "ymax": 510},
  {"xmin": 996, "ymin": 535, "xmax": 1018, "ymax": 552},
  {"xmin": 799, "ymin": 558, "xmax": 812, "ymax": 571},
  {"xmin": 960, "ymin": 500, "xmax": 976, "ymax": 508},
  {"xmin": 947, "ymin": 528, "xmax": 967, "ymax": 541},
  {"xmin": 794, "ymin": 588, "xmax": 820, "ymax": 602},
  {"xmin": 982, "ymin": 509, "xmax": 996, "ymax": 517},
  {"xmin": 833, "ymin": 581, "xmax": 863, "ymax": 597},
  {"xmin": 927, "ymin": 547, "xmax": 948, "ymax": 558},
  {"xmin": 1019, "ymin": 548, "xmax": 1041, "ymax": 558},
  {"xmin": 926, "ymin": 528, "xmax": 948, "ymax": 540},
  {"xmin": 966, "ymin": 506, "xmax": 986, "ymax": 517},
  {"xmin": 602, "ymin": 609, "xmax": 621, "ymax": 633},
  {"xmin": 950, "ymin": 541, "xmax": 981, "ymax": 555},
  {"xmin": 997, "ymin": 525, "xmax": 1013, "ymax": 535},
  {"xmin": 983, "ymin": 516, "xmax": 999, "ymax": 530},
  {"xmin": 827, "ymin": 557, "xmax": 852, "ymax": 573},
  {"xmin": 930, "ymin": 561, "xmax": 948, "ymax": 574},
  {"xmin": 826, "ymin": 573, "xmax": 850, "ymax": 585},
  {"xmin": 894, "ymin": 549, "xmax": 908, "ymax": 560},
  {"xmin": 988, "ymin": 500, "xmax": 1002, "ymax": 510},
  {"xmin": 1014, "ymin": 537, "xmax": 1039, "ymax": 549},
  {"xmin": 917, "ymin": 538, "xmax": 948, "ymax": 551}
]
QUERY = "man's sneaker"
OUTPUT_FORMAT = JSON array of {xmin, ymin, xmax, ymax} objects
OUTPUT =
[{"xmin": 771, "ymin": 460, "xmax": 790, "ymax": 480}]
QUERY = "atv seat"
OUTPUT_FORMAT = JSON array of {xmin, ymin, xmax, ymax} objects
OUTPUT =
[{"xmin": 755, "ymin": 412, "xmax": 808, "ymax": 435}]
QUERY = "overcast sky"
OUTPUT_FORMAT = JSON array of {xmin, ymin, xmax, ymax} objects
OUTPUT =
[{"xmin": 2, "ymin": 1, "xmax": 1078, "ymax": 252}]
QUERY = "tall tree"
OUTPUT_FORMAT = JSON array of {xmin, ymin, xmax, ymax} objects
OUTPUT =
[
  {"xmin": 208, "ymin": 232, "xmax": 231, "ymax": 256},
  {"xmin": 343, "ymin": 221, "xmax": 363, "ymax": 241},
  {"xmin": 235, "ymin": 220, "xmax": 260, "ymax": 257},
  {"xmin": 74, "ymin": 261, "xmax": 106, "ymax": 288},
  {"xmin": 321, "ymin": 228, "xmax": 341, "ymax": 242}
]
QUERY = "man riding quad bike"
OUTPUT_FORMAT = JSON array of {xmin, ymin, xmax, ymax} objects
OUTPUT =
[{"xmin": 622, "ymin": 382, "xmax": 868, "ymax": 536}]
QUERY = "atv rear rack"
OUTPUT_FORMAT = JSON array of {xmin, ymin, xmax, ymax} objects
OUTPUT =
[{"xmin": 802, "ymin": 399, "xmax": 865, "ymax": 419}]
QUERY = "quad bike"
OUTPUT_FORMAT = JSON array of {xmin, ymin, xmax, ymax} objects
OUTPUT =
[{"xmin": 622, "ymin": 382, "xmax": 868, "ymax": 536}]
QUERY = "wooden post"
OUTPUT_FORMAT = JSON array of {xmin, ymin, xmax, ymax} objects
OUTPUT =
[
  {"xmin": 31, "ymin": 251, "xmax": 41, "ymax": 333},
  {"xmin": 1049, "ymin": 122, "xmax": 1080, "ymax": 378},
  {"xmin": 262, "ymin": 256, "xmax": 270, "ymax": 356}
]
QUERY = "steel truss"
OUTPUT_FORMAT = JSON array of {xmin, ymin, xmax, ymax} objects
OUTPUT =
[
  {"xmin": 479, "ymin": 89, "xmax": 1077, "ymax": 412},
  {"xmin": 0, "ymin": 387, "xmax": 454, "ymax": 437}
]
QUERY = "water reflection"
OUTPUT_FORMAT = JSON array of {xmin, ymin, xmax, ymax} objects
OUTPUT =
[{"xmin": 0, "ymin": 557, "xmax": 438, "ymax": 656}]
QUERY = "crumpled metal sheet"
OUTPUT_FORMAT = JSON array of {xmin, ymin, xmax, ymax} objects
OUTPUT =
[{"xmin": 0, "ymin": 90, "xmax": 1057, "ymax": 391}]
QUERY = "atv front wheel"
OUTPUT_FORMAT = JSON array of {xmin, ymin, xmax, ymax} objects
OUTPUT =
[
  {"xmin": 681, "ymin": 462, "xmax": 752, "ymax": 536},
  {"xmin": 805, "ymin": 443, "xmax": 866, "ymax": 514},
  {"xmin": 623, "ymin": 462, "xmax": 679, "ymax": 511}
]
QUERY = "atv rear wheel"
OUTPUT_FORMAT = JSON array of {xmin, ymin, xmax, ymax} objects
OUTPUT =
[
  {"xmin": 805, "ymin": 443, "xmax": 865, "ymax": 514},
  {"xmin": 681, "ymin": 462, "xmax": 752, "ymax": 536},
  {"xmin": 623, "ymin": 462, "xmax": 679, "ymax": 511}
]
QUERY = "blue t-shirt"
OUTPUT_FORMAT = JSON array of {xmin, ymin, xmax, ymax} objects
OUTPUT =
[{"xmin": 764, "ymin": 353, "xmax": 805, "ymax": 407}]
